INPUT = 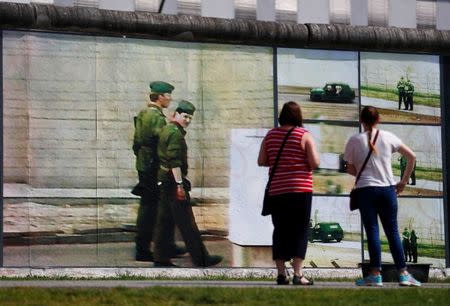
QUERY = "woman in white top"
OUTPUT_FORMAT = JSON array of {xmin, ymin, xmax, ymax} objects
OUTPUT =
[{"xmin": 344, "ymin": 106, "xmax": 421, "ymax": 287}]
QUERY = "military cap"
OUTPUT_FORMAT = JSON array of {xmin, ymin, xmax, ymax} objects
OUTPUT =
[
  {"xmin": 176, "ymin": 100, "xmax": 196, "ymax": 115},
  {"xmin": 149, "ymin": 81, "xmax": 175, "ymax": 94}
]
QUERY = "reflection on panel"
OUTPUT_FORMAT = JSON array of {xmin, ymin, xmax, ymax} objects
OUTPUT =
[
  {"xmin": 363, "ymin": 198, "xmax": 445, "ymax": 268},
  {"xmin": 277, "ymin": 48, "xmax": 359, "ymax": 121},
  {"xmin": 304, "ymin": 123, "xmax": 358, "ymax": 195},
  {"xmin": 361, "ymin": 52, "xmax": 441, "ymax": 124}
]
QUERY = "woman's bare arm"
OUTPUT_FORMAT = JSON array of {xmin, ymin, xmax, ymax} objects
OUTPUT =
[
  {"xmin": 257, "ymin": 138, "xmax": 269, "ymax": 167},
  {"xmin": 303, "ymin": 133, "xmax": 320, "ymax": 170},
  {"xmin": 396, "ymin": 144, "xmax": 416, "ymax": 194}
]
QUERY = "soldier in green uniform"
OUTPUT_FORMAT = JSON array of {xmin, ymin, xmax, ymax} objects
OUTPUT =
[
  {"xmin": 399, "ymin": 155, "xmax": 407, "ymax": 183},
  {"xmin": 410, "ymin": 160, "xmax": 416, "ymax": 185},
  {"xmin": 153, "ymin": 100, "xmax": 223, "ymax": 267},
  {"xmin": 402, "ymin": 228, "xmax": 411, "ymax": 262},
  {"xmin": 410, "ymin": 230, "xmax": 418, "ymax": 263},
  {"xmin": 405, "ymin": 78, "xmax": 414, "ymax": 111},
  {"xmin": 132, "ymin": 81, "xmax": 185, "ymax": 262},
  {"xmin": 397, "ymin": 76, "xmax": 406, "ymax": 110}
]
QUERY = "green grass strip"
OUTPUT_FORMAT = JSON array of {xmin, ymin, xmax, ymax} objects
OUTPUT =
[
  {"xmin": 1, "ymin": 287, "xmax": 450, "ymax": 306},
  {"xmin": 361, "ymin": 85, "xmax": 440, "ymax": 107},
  {"xmin": 378, "ymin": 240, "xmax": 445, "ymax": 258},
  {"xmin": 392, "ymin": 164, "xmax": 443, "ymax": 182}
]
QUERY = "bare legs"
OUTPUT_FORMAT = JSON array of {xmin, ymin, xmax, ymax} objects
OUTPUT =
[
  {"xmin": 276, "ymin": 257, "xmax": 312, "ymax": 285},
  {"xmin": 292, "ymin": 257, "xmax": 304, "ymax": 277}
]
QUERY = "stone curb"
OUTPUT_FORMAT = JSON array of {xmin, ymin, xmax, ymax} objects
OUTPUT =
[{"xmin": 1, "ymin": 268, "xmax": 449, "ymax": 279}]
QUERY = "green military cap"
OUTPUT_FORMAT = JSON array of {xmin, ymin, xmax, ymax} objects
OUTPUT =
[
  {"xmin": 149, "ymin": 81, "xmax": 175, "ymax": 94},
  {"xmin": 176, "ymin": 100, "xmax": 196, "ymax": 115}
]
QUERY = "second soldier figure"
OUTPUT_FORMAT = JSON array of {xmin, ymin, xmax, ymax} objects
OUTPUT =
[{"xmin": 153, "ymin": 100, "xmax": 223, "ymax": 267}]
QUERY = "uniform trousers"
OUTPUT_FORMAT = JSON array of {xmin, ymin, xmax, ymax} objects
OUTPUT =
[
  {"xmin": 153, "ymin": 180, "xmax": 210, "ymax": 266},
  {"xmin": 270, "ymin": 192, "xmax": 312, "ymax": 261},
  {"xmin": 135, "ymin": 170, "xmax": 175, "ymax": 255},
  {"xmin": 398, "ymin": 92, "xmax": 406, "ymax": 109}
]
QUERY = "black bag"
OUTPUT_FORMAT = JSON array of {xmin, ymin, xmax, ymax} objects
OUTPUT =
[
  {"xmin": 349, "ymin": 130, "xmax": 379, "ymax": 211},
  {"xmin": 349, "ymin": 188, "xmax": 359, "ymax": 211},
  {"xmin": 261, "ymin": 188, "xmax": 273, "ymax": 216},
  {"xmin": 261, "ymin": 127, "xmax": 295, "ymax": 216}
]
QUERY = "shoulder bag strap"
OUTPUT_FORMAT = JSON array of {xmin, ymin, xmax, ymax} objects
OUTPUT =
[
  {"xmin": 266, "ymin": 127, "xmax": 295, "ymax": 188},
  {"xmin": 354, "ymin": 129, "xmax": 380, "ymax": 186}
]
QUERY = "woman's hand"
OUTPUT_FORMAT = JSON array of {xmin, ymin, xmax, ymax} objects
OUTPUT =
[{"xmin": 396, "ymin": 181, "xmax": 407, "ymax": 195}]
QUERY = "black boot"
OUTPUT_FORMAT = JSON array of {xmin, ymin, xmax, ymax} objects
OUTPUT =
[{"xmin": 200, "ymin": 255, "xmax": 223, "ymax": 267}]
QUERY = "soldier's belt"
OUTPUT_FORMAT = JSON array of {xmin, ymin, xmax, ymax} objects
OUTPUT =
[{"xmin": 160, "ymin": 165, "xmax": 170, "ymax": 171}]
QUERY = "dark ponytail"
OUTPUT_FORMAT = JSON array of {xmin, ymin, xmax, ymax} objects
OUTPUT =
[{"xmin": 360, "ymin": 106, "xmax": 379, "ymax": 154}]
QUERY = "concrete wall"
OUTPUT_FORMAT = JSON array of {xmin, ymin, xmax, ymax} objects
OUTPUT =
[
  {"xmin": 2, "ymin": 30, "xmax": 273, "ymax": 188},
  {"xmin": 3, "ymin": 31, "xmax": 30, "ymax": 184}
]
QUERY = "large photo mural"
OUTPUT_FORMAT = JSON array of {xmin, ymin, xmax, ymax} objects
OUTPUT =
[
  {"xmin": 2, "ymin": 32, "xmax": 446, "ymax": 268},
  {"xmin": 2, "ymin": 30, "xmax": 274, "ymax": 267}
]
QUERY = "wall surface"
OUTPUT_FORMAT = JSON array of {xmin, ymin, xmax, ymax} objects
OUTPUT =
[{"xmin": 3, "ymin": 30, "xmax": 273, "ymax": 188}]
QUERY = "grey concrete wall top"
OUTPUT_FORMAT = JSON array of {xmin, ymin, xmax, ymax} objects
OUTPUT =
[{"xmin": 1, "ymin": 2, "xmax": 450, "ymax": 54}]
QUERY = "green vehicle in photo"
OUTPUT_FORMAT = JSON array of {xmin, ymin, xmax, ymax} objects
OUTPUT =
[
  {"xmin": 310, "ymin": 82, "xmax": 356, "ymax": 103},
  {"xmin": 309, "ymin": 222, "xmax": 344, "ymax": 243}
]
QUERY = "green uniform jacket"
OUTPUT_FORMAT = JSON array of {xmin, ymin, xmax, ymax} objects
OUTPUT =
[
  {"xmin": 405, "ymin": 81, "xmax": 415, "ymax": 94},
  {"xmin": 133, "ymin": 104, "xmax": 166, "ymax": 173},
  {"xmin": 158, "ymin": 122, "xmax": 188, "ymax": 179},
  {"xmin": 397, "ymin": 79, "xmax": 406, "ymax": 93}
]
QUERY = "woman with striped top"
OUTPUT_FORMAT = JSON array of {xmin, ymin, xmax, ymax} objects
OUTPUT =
[{"xmin": 258, "ymin": 101, "xmax": 320, "ymax": 285}]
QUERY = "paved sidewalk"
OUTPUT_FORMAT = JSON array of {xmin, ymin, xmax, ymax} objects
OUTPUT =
[{"xmin": 0, "ymin": 280, "xmax": 449, "ymax": 289}]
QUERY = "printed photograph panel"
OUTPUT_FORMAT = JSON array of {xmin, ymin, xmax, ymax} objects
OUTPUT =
[
  {"xmin": 277, "ymin": 48, "xmax": 359, "ymax": 122},
  {"xmin": 380, "ymin": 124, "xmax": 443, "ymax": 197},
  {"xmin": 360, "ymin": 52, "xmax": 441, "ymax": 124},
  {"xmin": 362, "ymin": 198, "xmax": 445, "ymax": 268}
]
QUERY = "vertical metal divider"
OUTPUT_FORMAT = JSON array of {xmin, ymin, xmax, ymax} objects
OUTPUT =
[
  {"xmin": 357, "ymin": 51, "xmax": 364, "ymax": 265},
  {"xmin": 0, "ymin": 30, "xmax": 3, "ymax": 267},
  {"xmin": 440, "ymin": 56, "xmax": 450, "ymax": 268},
  {"xmin": 273, "ymin": 47, "xmax": 278, "ymax": 127}
]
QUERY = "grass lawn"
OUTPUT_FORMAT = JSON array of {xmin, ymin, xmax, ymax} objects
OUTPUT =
[
  {"xmin": 392, "ymin": 164, "xmax": 442, "ymax": 182},
  {"xmin": 361, "ymin": 86, "xmax": 440, "ymax": 108},
  {"xmin": 1, "ymin": 287, "xmax": 450, "ymax": 305}
]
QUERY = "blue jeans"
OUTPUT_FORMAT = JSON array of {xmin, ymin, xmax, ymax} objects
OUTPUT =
[{"xmin": 356, "ymin": 186, "xmax": 406, "ymax": 271}]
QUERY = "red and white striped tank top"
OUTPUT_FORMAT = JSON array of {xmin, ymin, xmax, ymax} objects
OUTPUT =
[{"xmin": 265, "ymin": 127, "xmax": 313, "ymax": 195}]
